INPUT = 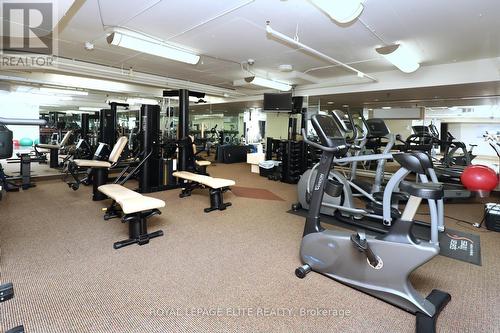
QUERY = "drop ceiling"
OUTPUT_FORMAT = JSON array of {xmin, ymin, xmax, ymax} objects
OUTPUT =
[{"xmin": 54, "ymin": 0, "xmax": 500, "ymax": 93}]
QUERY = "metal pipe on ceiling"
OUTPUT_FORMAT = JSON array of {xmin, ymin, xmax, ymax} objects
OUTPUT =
[{"xmin": 266, "ymin": 23, "xmax": 377, "ymax": 82}]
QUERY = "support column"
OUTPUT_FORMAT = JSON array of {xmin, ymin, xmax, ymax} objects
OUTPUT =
[
  {"xmin": 99, "ymin": 105, "xmax": 117, "ymax": 146},
  {"xmin": 139, "ymin": 104, "xmax": 161, "ymax": 193},
  {"xmin": 178, "ymin": 89, "xmax": 190, "ymax": 171},
  {"xmin": 81, "ymin": 113, "xmax": 89, "ymax": 141}
]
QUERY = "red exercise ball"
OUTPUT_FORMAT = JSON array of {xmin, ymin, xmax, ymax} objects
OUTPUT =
[
  {"xmin": 460, "ymin": 164, "xmax": 498, "ymax": 197},
  {"xmin": 12, "ymin": 139, "xmax": 19, "ymax": 147}
]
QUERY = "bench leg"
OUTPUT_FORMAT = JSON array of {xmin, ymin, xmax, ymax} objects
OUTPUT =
[
  {"xmin": 179, "ymin": 188, "xmax": 192, "ymax": 198},
  {"xmin": 204, "ymin": 188, "xmax": 232, "ymax": 213},
  {"xmin": 104, "ymin": 202, "xmax": 122, "ymax": 220},
  {"xmin": 114, "ymin": 213, "xmax": 164, "ymax": 249},
  {"xmin": 92, "ymin": 168, "xmax": 109, "ymax": 201},
  {"xmin": 49, "ymin": 148, "xmax": 59, "ymax": 168}
]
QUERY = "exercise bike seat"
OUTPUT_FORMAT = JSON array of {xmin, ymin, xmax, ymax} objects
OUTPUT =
[{"xmin": 399, "ymin": 181, "xmax": 444, "ymax": 200}]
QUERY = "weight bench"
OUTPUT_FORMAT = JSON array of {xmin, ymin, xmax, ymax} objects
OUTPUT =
[
  {"xmin": 98, "ymin": 184, "xmax": 165, "ymax": 249},
  {"xmin": 69, "ymin": 136, "xmax": 128, "ymax": 200},
  {"xmin": 35, "ymin": 130, "xmax": 73, "ymax": 168},
  {"xmin": 172, "ymin": 170, "xmax": 235, "ymax": 213}
]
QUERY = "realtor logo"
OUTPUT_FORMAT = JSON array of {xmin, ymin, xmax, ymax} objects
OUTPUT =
[{"xmin": 1, "ymin": 1, "xmax": 56, "ymax": 67}]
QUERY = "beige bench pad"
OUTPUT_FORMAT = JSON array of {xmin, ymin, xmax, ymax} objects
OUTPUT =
[
  {"xmin": 36, "ymin": 144, "xmax": 61, "ymax": 149},
  {"xmin": 120, "ymin": 197, "xmax": 166, "ymax": 215},
  {"xmin": 74, "ymin": 159, "xmax": 112, "ymax": 168},
  {"xmin": 98, "ymin": 184, "xmax": 165, "ymax": 214},
  {"xmin": 98, "ymin": 184, "xmax": 142, "ymax": 200},
  {"xmin": 195, "ymin": 160, "xmax": 211, "ymax": 167},
  {"xmin": 173, "ymin": 171, "xmax": 235, "ymax": 189}
]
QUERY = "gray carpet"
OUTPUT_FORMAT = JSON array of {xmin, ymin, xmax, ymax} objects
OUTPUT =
[{"xmin": 1, "ymin": 163, "xmax": 500, "ymax": 332}]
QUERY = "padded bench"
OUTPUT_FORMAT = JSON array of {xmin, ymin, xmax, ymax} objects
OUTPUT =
[
  {"xmin": 98, "ymin": 184, "xmax": 165, "ymax": 249},
  {"xmin": 173, "ymin": 171, "xmax": 235, "ymax": 213},
  {"xmin": 35, "ymin": 130, "xmax": 73, "ymax": 168},
  {"xmin": 69, "ymin": 137, "xmax": 128, "ymax": 201}
]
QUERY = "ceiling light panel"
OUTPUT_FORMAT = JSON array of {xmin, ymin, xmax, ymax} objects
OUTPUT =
[
  {"xmin": 376, "ymin": 44, "xmax": 420, "ymax": 73},
  {"xmin": 310, "ymin": 0, "xmax": 365, "ymax": 24},
  {"xmin": 107, "ymin": 28, "xmax": 200, "ymax": 65}
]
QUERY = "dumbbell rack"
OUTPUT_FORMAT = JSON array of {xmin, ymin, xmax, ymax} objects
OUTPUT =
[
  {"xmin": 304, "ymin": 141, "xmax": 322, "ymax": 169},
  {"xmin": 281, "ymin": 140, "xmax": 304, "ymax": 184}
]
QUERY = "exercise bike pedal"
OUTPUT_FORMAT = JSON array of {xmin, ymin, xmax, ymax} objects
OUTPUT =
[
  {"xmin": 350, "ymin": 234, "xmax": 368, "ymax": 251},
  {"xmin": 295, "ymin": 264, "xmax": 312, "ymax": 279},
  {"xmin": 350, "ymin": 234, "xmax": 380, "ymax": 268}
]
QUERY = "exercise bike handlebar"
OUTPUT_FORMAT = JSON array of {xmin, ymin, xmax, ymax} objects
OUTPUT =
[
  {"xmin": 0, "ymin": 117, "xmax": 47, "ymax": 126},
  {"xmin": 301, "ymin": 129, "xmax": 347, "ymax": 153}
]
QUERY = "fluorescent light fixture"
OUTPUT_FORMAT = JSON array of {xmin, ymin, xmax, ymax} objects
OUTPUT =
[
  {"xmin": 382, "ymin": 106, "xmax": 392, "ymax": 110},
  {"xmin": 106, "ymin": 98, "xmax": 127, "ymax": 104},
  {"xmin": 126, "ymin": 97, "xmax": 159, "ymax": 105},
  {"xmin": 233, "ymin": 76, "xmax": 291, "ymax": 91},
  {"xmin": 376, "ymin": 44, "xmax": 420, "ymax": 73},
  {"xmin": 79, "ymin": 107, "xmax": 104, "ymax": 111},
  {"xmin": 39, "ymin": 87, "xmax": 88, "ymax": 96},
  {"xmin": 107, "ymin": 28, "xmax": 200, "ymax": 65},
  {"xmin": 11, "ymin": 92, "xmax": 72, "ymax": 102},
  {"xmin": 310, "ymin": 0, "xmax": 365, "ymax": 24},
  {"xmin": 65, "ymin": 110, "xmax": 90, "ymax": 114}
]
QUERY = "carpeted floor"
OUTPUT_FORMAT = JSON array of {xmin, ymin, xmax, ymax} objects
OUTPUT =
[
  {"xmin": 1, "ymin": 162, "xmax": 499, "ymax": 333},
  {"xmin": 231, "ymin": 186, "xmax": 284, "ymax": 201}
]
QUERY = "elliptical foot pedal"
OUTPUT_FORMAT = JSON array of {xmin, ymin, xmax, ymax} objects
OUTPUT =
[
  {"xmin": 6, "ymin": 326, "xmax": 25, "ymax": 333},
  {"xmin": 416, "ymin": 289, "xmax": 451, "ymax": 333},
  {"xmin": 0, "ymin": 282, "xmax": 14, "ymax": 302}
]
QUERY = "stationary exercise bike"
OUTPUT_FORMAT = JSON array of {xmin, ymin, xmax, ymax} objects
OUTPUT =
[{"xmin": 295, "ymin": 114, "xmax": 450, "ymax": 332}]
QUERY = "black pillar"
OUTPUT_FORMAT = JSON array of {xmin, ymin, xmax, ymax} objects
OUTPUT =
[
  {"xmin": 139, "ymin": 104, "xmax": 161, "ymax": 193},
  {"xmin": 178, "ymin": 89, "xmax": 190, "ymax": 171},
  {"xmin": 288, "ymin": 117, "xmax": 297, "ymax": 141},
  {"xmin": 300, "ymin": 108, "xmax": 307, "ymax": 133},
  {"xmin": 81, "ymin": 113, "xmax": 89, "ymax": 141},
  {"xmin": 99, "ymin": 107, "xmax": 117, "ymax": 146}
]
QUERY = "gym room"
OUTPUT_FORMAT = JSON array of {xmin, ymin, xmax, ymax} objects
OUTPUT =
[{"xmin": 1, "ymin": 0, "xmax": 499, "ymax": 332}]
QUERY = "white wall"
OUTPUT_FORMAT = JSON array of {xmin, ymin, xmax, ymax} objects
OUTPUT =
[
  {"xmin": 265, "ymin": 112, "xmax": 289, "ymax": 139},
  {"xmin": 0, "ymin": 93, "xmax": 40, "ymax": 142}
]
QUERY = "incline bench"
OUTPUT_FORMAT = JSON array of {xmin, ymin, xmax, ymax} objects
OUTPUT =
[
  {"xmin": 98, "ymin": 184, "xmax": 165, "ymax": 249},
  {"xmin": 35, "ymin": 130, "xmax": 73, "ymax": 168},
  {"xmin": 69, "ymin": 136, "xmax": 128, "ymax": 200},
  {"xmin": 172, "ymin": 171, "xmax": 235, "ymax": 213}
]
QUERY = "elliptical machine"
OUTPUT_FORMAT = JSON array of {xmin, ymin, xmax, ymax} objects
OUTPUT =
[
  {"xmin": 296, "ymin": 110, "xmax": 445, "ymax": 241},
  {"xmin": 295, "ymin": 114, "xmax": 450, "ymax": 332}
]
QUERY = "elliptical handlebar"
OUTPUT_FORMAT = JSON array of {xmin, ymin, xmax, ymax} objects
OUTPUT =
[{"xmin": 301, "ymin": 128, "xmax": 346, "ymax": 153}]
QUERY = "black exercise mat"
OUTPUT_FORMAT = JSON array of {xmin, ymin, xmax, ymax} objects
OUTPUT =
[{"xmin": 288, "ymin": 209, "xmax": 481, "ymax": 266}]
